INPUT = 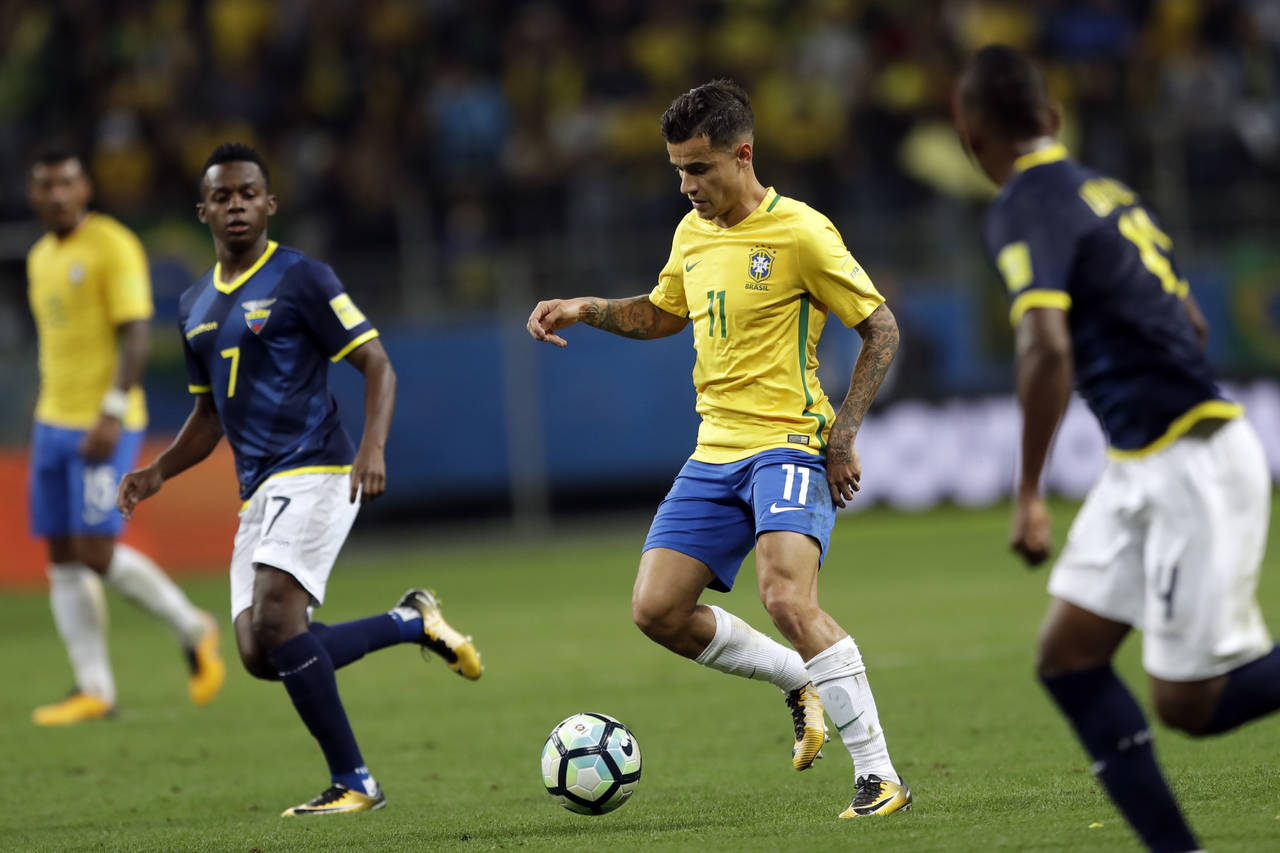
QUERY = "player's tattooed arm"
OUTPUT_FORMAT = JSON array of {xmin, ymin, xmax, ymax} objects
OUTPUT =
[
  {"xmin": 528, "ymin": 295, "xmax": 686, "ymax": 347},
  {"xmin": 826, "ymin": 304, "xmax": 899, "ymax": 507},
  {"xmin": 831, "ymin": 304, "xmax": 899, "ymax": 455},
  {"xmin": 580, "ymin": 296, "xmax": 688, "ymax": 340}
]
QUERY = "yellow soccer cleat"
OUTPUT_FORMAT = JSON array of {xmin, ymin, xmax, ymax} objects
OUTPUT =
[
  {"xmin": 785, "ymin": 683, "xmax": 828, "ymax": 770},
  {"xmin": 186, "ymin": 612, "xmax": 227, "ymax": 707},
  {"xmin": 839, "ymin": 774, "xmax": 913, "ymax": 818},
  {"xmin": 281, "ymin": 783, "xmax": 386, "ymax": 817},
  {"xmin": 32, "ymin": 692, "xmax": 115, "ymax": 726},
  {"xmin": 398, "ymin": 589, "xmax": 483, "ymax": 680}
]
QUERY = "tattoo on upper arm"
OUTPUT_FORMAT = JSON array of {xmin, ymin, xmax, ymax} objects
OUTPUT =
[
  {"xmin": 829, "ymin": 306, "xmax": 899, "ymax": 462},
  {"xmin": 582, "ymin": 296, "xmax": 671, "ymax": 339}
]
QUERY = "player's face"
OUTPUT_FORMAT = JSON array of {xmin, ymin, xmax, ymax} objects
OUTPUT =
[
  {"xmin": 667, "ymin": 135, "xmax": 750, "ymax": 221},
  {"xmin": 28, "ymin": 159, "xmax": 91, "ymax": 236},
  {"xmin": 951, "ymin": 94, "xmax": 998, "ymax": 184},
  {"xmin": 197, "ymin": 161, "xmax": 277, "ymax": 251}
]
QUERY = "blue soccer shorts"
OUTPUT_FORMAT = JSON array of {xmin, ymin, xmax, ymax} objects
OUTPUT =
[
  {"xmin": 28, "ymin": 422, "xmax": 145, "ymax": 538},
  {"xmin": 643, "ymin": 448, "xmax": 836, "ymax": 592}
]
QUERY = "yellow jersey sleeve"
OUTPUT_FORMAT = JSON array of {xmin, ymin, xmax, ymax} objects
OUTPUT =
[
  {"xmin": 649, "ymin": 224, "xmax": 689, "ymax": 317},
  {"xmin": 797, "ymin": 218, "xmax": 883, "ymax": 327},
  {"xmin": 101, "ymin": 223, "xmax": 153, "ymax": 324}
]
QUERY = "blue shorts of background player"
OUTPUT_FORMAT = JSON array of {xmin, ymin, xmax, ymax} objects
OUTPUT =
[
  {"xmin": 28, "ymin": 422, "xmax": 145, "ymax": 538},
  {"xmin": 644, "ymin": 448, "xmax": 836, "ymax": 592}
]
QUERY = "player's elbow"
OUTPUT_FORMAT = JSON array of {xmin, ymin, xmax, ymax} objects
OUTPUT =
[{"xmin": 856, "ymin": 304, "xmax": 900, "ymax": 353}]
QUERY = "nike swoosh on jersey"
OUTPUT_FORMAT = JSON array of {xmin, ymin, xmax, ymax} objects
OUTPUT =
[
  {"xmin": 769, "ymin": 503, "xmax": 805, "ymax": 513},
  {"xmin": 685, "ymin": 260, "xmax": 702, "ymax": 272}
]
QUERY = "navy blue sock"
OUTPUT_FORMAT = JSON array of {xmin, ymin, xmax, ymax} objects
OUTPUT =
[
  {"xmin": 269, "ymin": 632, "xmax": 368, "ymax": 788},
  {"xmin": 1041, "ymin": 665, "xmax": 1199, "ymax": 853},
  {"xmin": 1204, "ymin": 645, "xmax": 1280, "ymax": 735},
  {"xmin": 308, "ymin": 614, "xmax": 408, "ymax": 670}
]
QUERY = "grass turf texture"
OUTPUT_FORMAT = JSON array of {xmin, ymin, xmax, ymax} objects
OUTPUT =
[{"xmin": 4, "ymin": 501, "xmax": 1279, "ymax": 852}]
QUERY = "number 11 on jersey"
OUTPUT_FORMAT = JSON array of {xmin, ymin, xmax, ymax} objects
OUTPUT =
[{"xmin": 706, "ymin": 290, "xmax": 726, "ymax": 338}]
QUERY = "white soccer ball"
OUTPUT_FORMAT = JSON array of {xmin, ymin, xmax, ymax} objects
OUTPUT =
[{"xmin": 540, "ymin": 712, "xmax": 642, "ymax": 815}]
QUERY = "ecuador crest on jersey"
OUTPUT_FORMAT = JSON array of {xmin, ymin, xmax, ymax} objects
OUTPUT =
[{"xmin": 242, "ymin": 298, "xmax": 276, "ymax": 334}]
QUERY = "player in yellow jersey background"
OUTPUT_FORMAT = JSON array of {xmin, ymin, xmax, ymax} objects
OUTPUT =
[
  {"xmin": 528, "ymin": 80, "xmax": 910, "ymax": 818},
  {"xmin": 25, "ymin": 147, "xmax": 225, "ymax": 725}
]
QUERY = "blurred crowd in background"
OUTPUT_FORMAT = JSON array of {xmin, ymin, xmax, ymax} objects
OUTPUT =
[{"xmin": 1, "ymin": 0, "xmax": 1278, "ymax": 440}]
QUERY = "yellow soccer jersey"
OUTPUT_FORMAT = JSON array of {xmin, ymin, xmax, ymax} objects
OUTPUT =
[
  {"xmin": 649, "ymin": 187, "xmax": 884, "ymax": 463},
  {"xmin": 27, "ymin": 213, "xmax": 152, "ymax": 430}
]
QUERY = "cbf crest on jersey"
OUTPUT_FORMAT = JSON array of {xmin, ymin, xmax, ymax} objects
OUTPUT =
[
  {"xmin": 748, "ymin": 245, "xmax": 775, "ymax": 282},
  {"xmin": 242, "ymin": 298, "xmax": 276, "ymax": 334}
]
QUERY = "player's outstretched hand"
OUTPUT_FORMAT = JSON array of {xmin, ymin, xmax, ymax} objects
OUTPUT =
[
  {"xmin": 527, "ymin": 298, "xmax": 586, "ymax": 347},
  {"xmin": 825, "ymin": 445, "xmax": 861, "ymax": 509},
  {"xmin": 117, "ymin": 465, "xmax": 164, "ymax": 520},
  {"xmin": 351, "ymin": 444, "xmax": 386, "ymax": 504},
  {"xmin": 1011, "ymin": 488, "xmax": 1052, "ymax": 567}
]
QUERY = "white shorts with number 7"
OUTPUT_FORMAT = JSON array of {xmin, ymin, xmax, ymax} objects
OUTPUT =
[{"xmin": 229, "ymin": 472, "xmax": 361, "ymax": 620}]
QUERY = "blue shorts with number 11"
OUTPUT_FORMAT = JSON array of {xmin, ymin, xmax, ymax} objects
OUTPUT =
[{"xmin": 643, "ymin": 448, "xmax": 836, "ymax": 593}]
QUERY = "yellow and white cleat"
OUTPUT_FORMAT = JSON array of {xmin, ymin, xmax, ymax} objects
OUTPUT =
[
  {"xmin": 398, "ymin": 589, "xmax": 483, "ymax": 680},
  {"xmin": 785, "ymin": 683, "xmax": 828, "ymax": 770},
  {"xmin": 186, "ymin": 612, "xmax": 227, "ymax": 707},
  {"xmin": 281, "ymin": 783, "xmax": 386, "ymax": 817},
  {"xmin": 32, "ymin": 692, "xmax": 115, "ymax": 726},
  {"xmin": 839, "ymin": 774, "xmax": 913, "ymax": 818}
]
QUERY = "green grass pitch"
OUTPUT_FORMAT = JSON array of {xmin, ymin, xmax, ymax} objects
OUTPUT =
[{"xmin": 4, "ymin": 501, "xmax": 1279, "ymax": 852}]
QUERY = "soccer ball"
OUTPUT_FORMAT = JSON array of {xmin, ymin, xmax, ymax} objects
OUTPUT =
[{"xmin": 540, "ymin": 712, "xmax": 642, "ymax": 815}]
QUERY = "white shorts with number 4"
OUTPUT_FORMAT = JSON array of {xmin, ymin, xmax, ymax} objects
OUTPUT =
[
  {"xmin": 230, "ymin": 472, "xmax": 360, "ymax": 620},
  {"xmin": 1049, "ymin": 416, "xmax": 1273, "ymax": 682}
]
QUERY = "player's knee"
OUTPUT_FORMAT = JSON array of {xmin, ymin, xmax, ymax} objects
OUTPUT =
[
  {"xmin": 1152, "ymin": 687, "xmax": 1215, "ymax": 735},
  {"xmin": 1035, "ymin": 630, "xmax": 1101, "ymax": 677},
  {"xmin": 759, "ymin": 586, "xmax": 811, "ymax": 640},
  {"xmin": 237, "ymin": 644, "xmax": 277, "ymax": 681},
  {"xmin": 631, "ymin": 595, "xmax": 684, "ymax": 644},
  {"xmin": 631, "ymin": 599, "xmax": 669, "ymax": 641},
  {"xmin": 73, "ymin": 539, "xmax": 113, "ymax": 573},
  {"xmin": 249, "ymin": 600, "xmax": 296, "ymax": 652}
]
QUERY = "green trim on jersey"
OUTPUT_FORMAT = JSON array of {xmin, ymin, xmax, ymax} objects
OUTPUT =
[
  {"xmin": 797, "ymin": 294, "xmax": 827, "ymax": 449},
  {"xmin": 766, "ymin": 193, "xmax": 782, "ymax": 212}
]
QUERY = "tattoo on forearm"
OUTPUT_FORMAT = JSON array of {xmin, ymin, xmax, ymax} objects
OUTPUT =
[
  {"xmin": 829, "ymin": 307, "xmax": 899, "ymax": 463},
  {"xmin": 581, "ymin": 296, "xmax": 666, "ymax": 339}
]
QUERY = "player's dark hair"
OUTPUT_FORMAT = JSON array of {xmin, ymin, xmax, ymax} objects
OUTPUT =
[
  {"xmin": 957, "ymin": 45, "xmax": 1053, "ymax": 140},
  {"xmin": 660, "ymin": 79, "xmax": 754, "ymax": 149},
  {"xmin": 200, "ymin": 142, "xmax": 270, "ymax": 194},
  {"xmin": 30, "ymin": 141, "xmax": 86, "ymax": 172}
]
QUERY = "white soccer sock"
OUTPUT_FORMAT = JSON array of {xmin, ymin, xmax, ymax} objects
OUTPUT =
[
  {"xmin": 105, "ymin": 543, "xmax": 206, "ymax": 647},
  {"xmin": 49, "ymin": 563, "xmax": 116, "ymax": 703},
  {"xmin": 805, "ymin": 635, "xmax": 898, "ymax": 782},
  {"xmin": 694, "ymin": 605, "xmax": 810, "ymax": 691}
]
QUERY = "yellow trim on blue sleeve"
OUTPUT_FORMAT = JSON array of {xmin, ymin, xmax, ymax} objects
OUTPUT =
[
  {"xmin": 188, "ymin": 384, "xmax": 212, "ymax": 394},
  {"xmin": 1013, "ymin": 143, "xmax": 1069, "ymax": 173},
  {"xmin": 214, "ymin": 241, "xmax": 278, "ymax": 294},
  {"xmin": 1107, "ymin": 401, "xmax": 1244, "ymax": 460},
  {"xmin": 330, "ymin": 328, "xmax": 379, "ymax": 362},
  {"xmin": 1010, "ymin": 290, "xmax": 1072, "ymax": 325}
]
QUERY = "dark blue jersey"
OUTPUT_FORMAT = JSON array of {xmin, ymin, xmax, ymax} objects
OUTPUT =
[
  {"xmin": 984, "ymin": 144, "xmax": 1239, "ymax": 455},
  {"xmin": 178, "ymin": 242, "xmax": 379, "ymax": 498}
]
